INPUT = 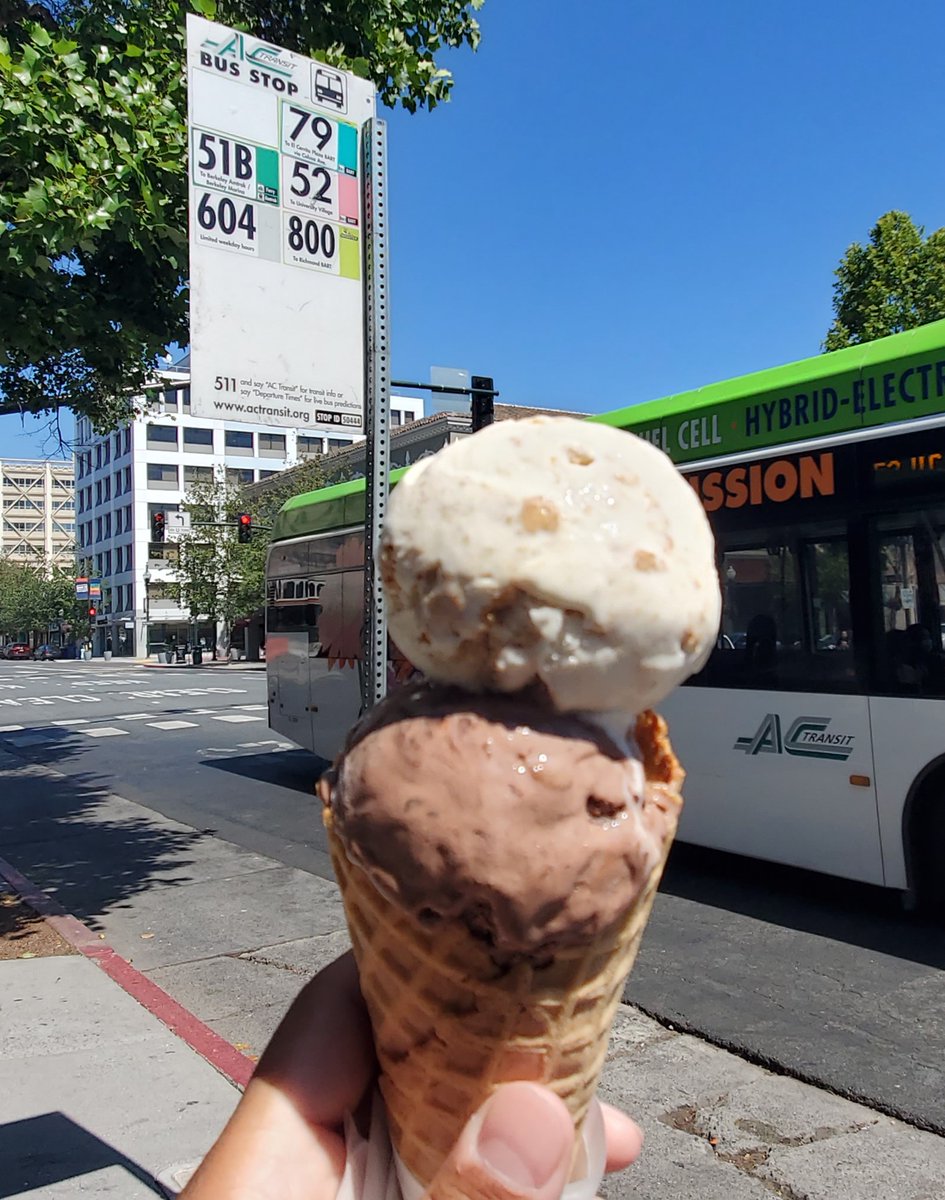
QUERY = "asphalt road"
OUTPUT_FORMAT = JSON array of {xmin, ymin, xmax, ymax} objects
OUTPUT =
[{"xmin": 2, "ymin": 658, "xmax": 944, "ymax": 1132}]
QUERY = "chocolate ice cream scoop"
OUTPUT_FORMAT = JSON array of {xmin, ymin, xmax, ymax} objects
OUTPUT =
[{"xmin": 319, "ymin": 683, "xmax": 681, "ymax": 962}]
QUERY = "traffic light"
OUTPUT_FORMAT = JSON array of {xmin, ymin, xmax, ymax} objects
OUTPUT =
[
  {"xmin": 151, "ymin": 511, "xmax": 166, "ymax": 543},
  {"xmin": 471, "ymin": 375, "xmax": 495, "ymax": 432},
  {"xmin": 237, "ymin": 513, "xmax": 252, "ymax": 544},
  {"xmin": 88, "ymin": 605, "xmax": 97, "ymax": 619}
]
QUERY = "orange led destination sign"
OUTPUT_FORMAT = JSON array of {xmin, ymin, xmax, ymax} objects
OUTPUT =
[{"xmin": 686, "ymin": 452, "xmax": 835, "ymax": 512}]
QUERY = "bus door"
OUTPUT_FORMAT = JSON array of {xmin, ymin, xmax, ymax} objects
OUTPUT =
[
  {"xmin": 867, "ymin": 509, "xmax": 945, "ymax": 889},
  {"xmin": 666, "ymin": 537, "xmax": 884, "ymax": 885}
]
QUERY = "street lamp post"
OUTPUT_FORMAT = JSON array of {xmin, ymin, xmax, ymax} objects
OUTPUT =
[{"xmin": 143, "ymin": 567, "xmax": 151, "ymax": 658}]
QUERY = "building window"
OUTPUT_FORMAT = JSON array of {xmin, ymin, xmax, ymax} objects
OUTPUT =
[
  {"xmin": 103, "ymin": 478, "xmax": 110, "ymax": 502},
  {"xmin": 96, "ymin": 446, "xmax": 102, "ymax": 470},
  {"xmin": 124, "ymin": 428, "xmax": 132, "ymax": 455},
  {"xmin": 96, "ymin": 482, "xmax": 102, "ymax": 505},
  {"xmin": 259, "ymin": 432, "xmax": 286, "ymax": 457},
  {"xmin": 114, "ymin": 471, "xmax": 122, "ymax": 497},
  {"xmin": 225, "ymin": 429, "xmax": 253, "ymax": 454},
  {"xmin": 297, "ymin": 435, "xmax": 323, "ymax": 458},
  {"xmin": 183, "ymin": 464, "xmax": 214, "ymax": 485},
  {"xmin": 148, "ymin": 502, "xmax": 179, "ymax": 520},
  {"xmin": 162, "ymin": 390, "xmax": 178, "ymax": 411},
  {"xmin": 147, "ymin": 463, "xmax": 178, "ymax": 488},
  {"xmin": 104, "ymin": 514, "xmax": 111, "ymax": 538},
  {"xmin": 328, "ymin": 438, "xmax": 348, "ymax": 449},
  {"xmin": 391, "ymin": 409, "xmax": 402, "ymax": 426},
  {"xmin": 113, "ymin": 432, "xmax": 122, "ymax": 457},
  {"xmin": 103, "ymin": 443, "xmax": 110, "ymax": 464},
  {"xmin": 104, "ymin": 550, "xmax": 112, "ymax": 575},
  {"xmin": 115, "ymin": 509, "xmax": 122, "ymax": 534},
  {"xmin": 258, "ymin": 470, "xmax": 277, "ymax": 480},
  {"xmin": 404, "ymin": 411, "xmax": 416, "ymax": 423},
  {"xmin": 147, "ymin": 423, "xmax": 178, "ymax": 449},
  {"xmin": 226, "ymin": 468, "xmax": 255, "ymax": 485},
  {"xmin": 184, "ymin": 426, "xmax": 214, "ymax": 450}
]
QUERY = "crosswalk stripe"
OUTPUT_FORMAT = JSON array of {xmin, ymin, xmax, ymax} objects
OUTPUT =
[
  {"xmin": 211, "ymin": 713, "xmax": 265, "ymax": 723},
  {"xmin": 0, "ymin": 724, "xmax": 24, "ymax": 732},
  {"xmin": 51, "ymin": 718, "xmax": 89, "ymax": 726},
  {"xmin": 147, "ymin": 720, "xmax": 199, "ymax": 731},
  {"xmin": 81, "ymin": 726, "xmax": 129, "ymax": 738}
]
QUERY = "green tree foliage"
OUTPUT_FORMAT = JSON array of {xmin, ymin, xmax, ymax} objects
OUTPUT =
[
  {"xmin": 825, "ymin": 211, "xmax": 945, "ymax": 351},
  {"xmin": 0, "ymin": 0, "xmax": 483, "ymax": 427},
  {"xmin": 0, "ymin": 559, "xmax": 75, "ymax": 640},
  {"xmin": 176, "ymin": 455, "xmax": 329, "ymax": 644}
]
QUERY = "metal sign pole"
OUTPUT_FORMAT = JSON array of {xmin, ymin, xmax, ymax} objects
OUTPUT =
[{"xmin": 361, "ymin": 117, "xmax": 390, "ymax": 711}]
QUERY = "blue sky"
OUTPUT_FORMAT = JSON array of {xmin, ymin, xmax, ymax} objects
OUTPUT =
[{"xmin": 5, "ymin": 0, "xmax": 944, "ymax": 458}]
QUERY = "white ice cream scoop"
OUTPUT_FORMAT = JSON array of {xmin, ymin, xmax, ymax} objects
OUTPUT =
[{"xmin": 380, "ymin": 415, "xmax": 721, "ymax": 715}]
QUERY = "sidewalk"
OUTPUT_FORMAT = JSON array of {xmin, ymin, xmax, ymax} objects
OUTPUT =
[
  {"xmin": 3, "ymin": 750, "xmax": 945, "ymax": 1197},
  {"xmin": 0, "ymin": 953, "xmax": 240, "ymax": 1197}
]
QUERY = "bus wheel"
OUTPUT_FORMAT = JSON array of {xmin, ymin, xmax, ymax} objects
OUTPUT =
[{"xmin": 910, "ymin": 791, "xmax": 945, "ymax": 919}]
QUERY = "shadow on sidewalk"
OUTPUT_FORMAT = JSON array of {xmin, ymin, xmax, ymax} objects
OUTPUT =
[
  {"xmin": 0, "ymin": 1112, "xmax": 165, "ymax": 1197},
  {"xmin": 0, "ymin": 734, "xmax": 207, "ymax": 935}
]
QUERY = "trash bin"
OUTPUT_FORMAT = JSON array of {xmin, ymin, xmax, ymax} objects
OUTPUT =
[{"xmin": 192, "ymin": 647, "xmax": 203, "ymax": 666}]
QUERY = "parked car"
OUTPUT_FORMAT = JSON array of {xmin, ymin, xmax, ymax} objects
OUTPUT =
[
  {"xmin": 32, "ymin": 644, "xmax": 60, "ymax": 661},
  {"xmin": 5, "ymin": 643, "xmax": 33, "ymax": 660}
]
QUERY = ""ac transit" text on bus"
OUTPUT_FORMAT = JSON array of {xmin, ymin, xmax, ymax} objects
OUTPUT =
[{"xmin": 686, "ymin": 452, "xmax": 835, "ymax": 512}]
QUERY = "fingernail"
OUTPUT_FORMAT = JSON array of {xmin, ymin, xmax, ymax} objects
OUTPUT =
[{"xmin": 475, "ymin": 1083, "xmax": 573, "ymax": 1190}]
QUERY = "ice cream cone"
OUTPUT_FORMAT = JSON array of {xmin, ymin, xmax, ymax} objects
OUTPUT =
[{"xmin": 325, "ymin": 710, "xmax": 682, "ymax": 1188}]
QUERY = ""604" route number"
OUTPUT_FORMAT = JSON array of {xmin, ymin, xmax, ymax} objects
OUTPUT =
[{"xmin": 195, "ymin": 193, "xmax": 258, "ymax": 256}]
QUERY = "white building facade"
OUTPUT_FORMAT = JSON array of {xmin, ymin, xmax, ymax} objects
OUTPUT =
[
  {"xmin": 74, "ymin": 367, "xmax": 424, "ymax": 658},
  {"xmin": 0, "ymin": 459, "xmax": 75, "ymax": 568}
]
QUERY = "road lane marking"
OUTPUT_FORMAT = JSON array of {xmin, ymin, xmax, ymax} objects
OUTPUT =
[
  {"xmin": 51, "ymin": 718, "xmax": 89, "ymax": 726},
  {"xmin": 210, "ymin": 713, "xmax": 265, "ymax": 723},
  {"xmin": 148, "ymin": 720, "xmax": 199, "ymax": 731},
  {"xmin": 235, "ymin": 704, "xmax": 268, "ymax": 711},
  {"xmin": 120, "ymin": 713, "xmax": 158, "ymax": 721},
  {"xmin": 81, "ymin": 726, "xmax": 129, "ymax": 738},
  {"xmin": 0, "ymin": 724, "xmax": 24, "ymax": 732}
]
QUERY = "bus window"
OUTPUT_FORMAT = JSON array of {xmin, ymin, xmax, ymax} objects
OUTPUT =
[
  {"xmin": 874, "ymin": 511, "xmax": 945, "ymax": 695},
  {"xmin": 701, "ymin": 535, "xmax": 859, "ymax": 693},
  {"xmin": 804, "ymin": 540, "xmax": 853, "ymax": 655}
]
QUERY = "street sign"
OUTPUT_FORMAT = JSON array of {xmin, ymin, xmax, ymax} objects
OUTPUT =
[
  {"xmin": 185, "ymin": 16, "xmax": 375, "ymax": 434},
  {"xmin": 75, "ymin": 577, "xmax": 89, "ymax": 600},
  {"xmin": 88, "ymin": 578, "xmax": 102, "ymax": 599},
  {"xmin": 166, "ymin": 511, "xmax": 192, "ymax": 535}
]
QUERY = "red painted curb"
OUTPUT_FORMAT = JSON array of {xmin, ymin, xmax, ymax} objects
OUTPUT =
[{"xmin": 0, "ymin": 854, "xmax": 254, "ymax": 1090}]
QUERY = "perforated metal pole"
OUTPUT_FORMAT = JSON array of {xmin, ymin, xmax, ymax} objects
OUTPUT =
[{"xmin": 361, "ymin": 117, "xmax": 390, "ymax": 711}]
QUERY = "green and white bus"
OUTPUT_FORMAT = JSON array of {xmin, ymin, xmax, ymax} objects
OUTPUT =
[{"xmin": 266, "ymin": 320, "xmax": 945, "ymax": 906}]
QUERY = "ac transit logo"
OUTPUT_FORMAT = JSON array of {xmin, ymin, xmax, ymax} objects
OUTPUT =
[
  {"xmin": 201, "ymin": 32, "xmax": 296, "ymax": 81},
  {"xmin": 734, "ymin": 713, "xmax": 855, "ymax": 761}
]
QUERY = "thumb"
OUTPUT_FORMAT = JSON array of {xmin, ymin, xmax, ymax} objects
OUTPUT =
[{"xmin": 423, "ymin": 1083, "xmax": 575, "ymax": 1200}]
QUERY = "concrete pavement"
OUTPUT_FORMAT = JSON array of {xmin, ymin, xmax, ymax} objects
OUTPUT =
[
  {"xmin": 1, "ymin": 954, "xmax": 239, "ymax": 1197},
  {"xmin": 4, "ymin": 756, "xmax": 945, "ymax": 1197}
]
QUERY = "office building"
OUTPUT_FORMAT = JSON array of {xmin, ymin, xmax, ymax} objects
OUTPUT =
[
  {"xmin": 74, "ymin": 362, "xmax": 425, "ymax": 657},
  {"xmin": 0, "ymin": 458, "xmax": 75, "ymax": 568}
]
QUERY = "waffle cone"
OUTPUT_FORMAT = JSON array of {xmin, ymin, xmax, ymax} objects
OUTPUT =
[{"xmin": 325, "ymin": 709, "xmax": 683, "ymax": 1188}]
